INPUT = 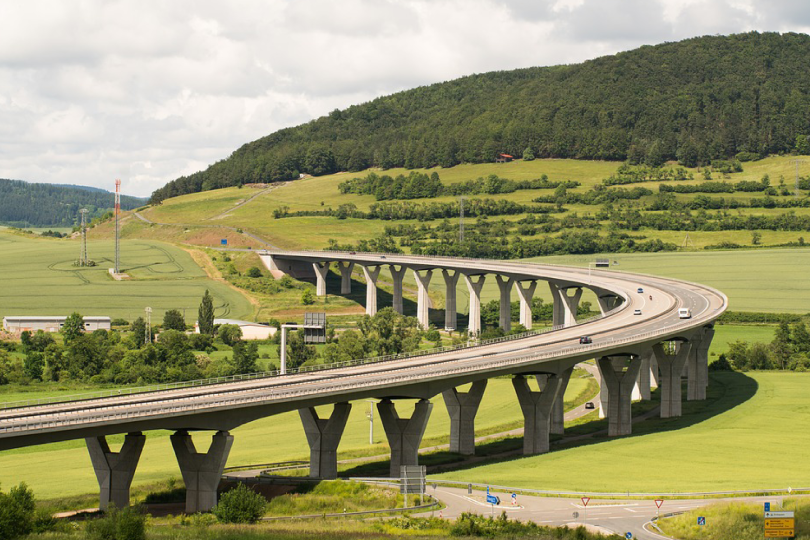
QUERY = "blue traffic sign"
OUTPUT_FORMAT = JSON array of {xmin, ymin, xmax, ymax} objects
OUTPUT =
[
  {"xmin": 765, "ymin": 502, "xmax": 771, "ymax": 512},
  {"xmin": 697, "ymin": 516, "xmax": 706, "ymax": 526},
  {"xmin": 486, "ymin": 493, "xmax": 500, "ymax": 505},
  {"xmin": 221, "ymin": 239, "xmax": 228, "ymax": 245},
  {"xmin": 625, "ymin": 533, "xmax": 633, "ymax": 539}
]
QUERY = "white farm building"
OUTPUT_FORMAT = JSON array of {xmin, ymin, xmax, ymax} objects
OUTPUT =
[
  {"xmin": 3, "ymin": 316, "xmax": 112, "ymax": 333},
  {"xmin": 194, "ymin": 319, "xmax": 277, "ymax": 340}
]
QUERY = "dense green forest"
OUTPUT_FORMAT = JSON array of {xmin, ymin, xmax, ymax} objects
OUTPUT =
[
  {"xmin": 0, "ymin": 179, "xmax": 145, "ymax": 227},
  {"xmin": 152, "ymin": 32, "xmax": 810, "ymax": 203}
]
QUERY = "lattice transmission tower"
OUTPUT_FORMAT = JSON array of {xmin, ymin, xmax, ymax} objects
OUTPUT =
[{"xmin": 79, "ymin": 208, "xmax": 89, "ymax": 266}]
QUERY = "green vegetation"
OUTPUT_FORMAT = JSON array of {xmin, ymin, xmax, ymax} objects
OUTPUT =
[
  {"xmin": 264, "ymin": 480, "xmax": 401, "ymax": 516},
  {"xmin": 85, "ymin": 506, "xmax": 146, "ymax": 540},
  {"xmin": 658, "ymin": 499, "xmax": 810, "ymax": 539},
  {"xmin": 152, "ymin": 32, "xmax": 810, "ymax": 201},
  {"xmin": 213, "ymin": 484, "xmax": 267, "ymax": 523},
  {"xmin": 0, "ymin": 178, "xmax": 144, "ymax": 228},
  {"xmin": 437, "ymin": 371, "xmax": 810, "ymax": 492},
  {"xmin": 0, "ymin": 230, "xmax": 253, "ymax": 321}
]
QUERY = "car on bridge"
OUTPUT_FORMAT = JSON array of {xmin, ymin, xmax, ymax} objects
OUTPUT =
[
  {"xmin": 634, "ymin": 309, "xmax": 642, "ymax": 315},
  {"xmin": 579, "ymin": 336, "xmax": 592, "ymax": 344},
  {"xmin": 637, "ymin": 287, "xmax": 644, "ymax": 293}
]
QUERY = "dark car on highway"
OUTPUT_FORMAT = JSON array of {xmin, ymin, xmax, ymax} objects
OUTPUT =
[{"xmin": 579, "ymin": 336, "xmax": 592, "ymax": 344}]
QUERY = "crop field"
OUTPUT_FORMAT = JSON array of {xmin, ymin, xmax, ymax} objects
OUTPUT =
[
  {"xmin": 437, "ymin": 371, "xmax": 810, "ymax": 492},
  {"xmin": 0, "ymin": 377, "xmax": 593, "ymax": 500},
  {"xmin": 0, "ymin": 230, "xmax": 254, "ymax": 322}
]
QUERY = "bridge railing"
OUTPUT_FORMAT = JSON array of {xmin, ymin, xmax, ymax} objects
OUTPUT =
[
  {"xmin": 0, "ymin": 304, "xmax": 625, "ymax": 412},
  {"xmin": 0, "ymin": 302, "xmax": 725, "ymax": 434}
]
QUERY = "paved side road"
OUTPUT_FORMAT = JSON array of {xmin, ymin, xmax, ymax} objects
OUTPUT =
[{"xmin": 422, "ymin": 486, "xmax": 803, "ymax": 540}]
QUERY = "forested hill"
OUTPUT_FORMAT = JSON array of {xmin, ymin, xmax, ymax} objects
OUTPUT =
[
  {"xmin": 151, "ymin": 32, "xmax": 810, "ymax": 203},
  {"xmin": 0, "ymin": 179, "xmax": 145, "ymax": 228}
]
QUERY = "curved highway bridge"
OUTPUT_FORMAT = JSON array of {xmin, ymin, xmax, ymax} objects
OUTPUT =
[{"xmin": 0, "ymin": 251, "xmax": 726, "ymax": 513}]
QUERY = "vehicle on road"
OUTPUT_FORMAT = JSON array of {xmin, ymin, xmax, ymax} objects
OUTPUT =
[
  {"xmin": 634, "ymin": 309, "xmax": 642, "ymax": 315},
  {"xmin": 637, "ymin": 287, "xmax": 644, "ymax": 293},
  {"xmin": 585, "ymin": 402, "xmax": 595, "ymax": 409},
  {"xmin": 678, "ymin": 307, "xmax": 692, "ymax": 319},
  {"xmin": 579, "ymin": 336, "xmax": 592, "ymax": 344}
]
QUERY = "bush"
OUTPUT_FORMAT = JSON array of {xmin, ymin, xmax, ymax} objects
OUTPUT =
[
  {"xmin": 247, "ymin": 266, "xmax": 263, "ymax": 278},
  {"xmin": 0, "ymin": 482, "xmax": 36, "ymax": 539},
  {"xmin": 709, "ymin": 353, "xmax": 733, "ymax": 371},
  {"xmin": 301, "ymin": 289, "xmax": 315, "ymax": 305},
  {"xmin": 85, "ymin": 506, "xmax": 146, "ymax": 540},
  {"xmin": 218, "ymin": 324, "xmax": 243, "ymax": 346},
  {"xmin": 213, "ymin": 484, "xmax": 267, "ymax": 524}
]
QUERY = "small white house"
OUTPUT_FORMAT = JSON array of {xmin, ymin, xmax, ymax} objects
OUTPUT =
[
  {"xmin": 3, "ymin": 316, "xmax": 112, "ymax": 333},
  {"xmin": 194, "ymin": 319, "xmax": 277, "ymax": 340}
]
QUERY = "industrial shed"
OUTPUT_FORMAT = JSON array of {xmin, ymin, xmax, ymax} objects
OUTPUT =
[{"xmin": 2, "ymin": 316, "xmax": 112, "ymax": 333}]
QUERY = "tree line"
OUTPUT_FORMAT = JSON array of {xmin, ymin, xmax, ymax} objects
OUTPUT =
[
  {"xmin": 338, "ymin": 171, "xmax": 579, "ymax": 200},
  {"xmin": 150, "ymin": 32, "xmax": 810, "ymax": 203},
  {"xmin": 0, "ymin": 179, "xmax": 144, "ymax": 228}
]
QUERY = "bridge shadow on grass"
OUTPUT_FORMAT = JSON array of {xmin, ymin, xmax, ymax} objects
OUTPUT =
[{"xmin": 338, "ymin": 372, "xmax": 758, "ymax": 478}]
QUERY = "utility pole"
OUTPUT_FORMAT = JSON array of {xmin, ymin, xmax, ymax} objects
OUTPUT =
[
  {"xmin": 366, "ymin": 399, "xmax": 375, "ymax": 444},
  {"xmin": 79, "ymin": 208, "xmax": 89, "ymax": 266},
  {"xmin": 790, "ymin": 159, "xmax": 806, "ymax": 198},
  {"xmin": 114, "ymin": 179, "xmax": 121, "ymax": 274}
]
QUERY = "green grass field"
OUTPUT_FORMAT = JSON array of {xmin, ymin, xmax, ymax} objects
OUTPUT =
[
  {"xmin": 437, "ymin": 371, "xmax": 810, "ymax": 492},
  {"xmin": 0, "ymin": 230, "xmax": 254, "ymax": 322},
  {"xmin": 0, "ymin": 377, "xmax": 592, "ymax": 500}
]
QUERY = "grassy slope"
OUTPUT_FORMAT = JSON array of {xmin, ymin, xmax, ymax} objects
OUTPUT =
[
  {"xmin": 0, "ymin": 377, "xmax": 590, "ymax": 499},
  {"xmin": 136, "ymin": 155, "xmax": 810, "ymax": 251},
  {"xmin": 437, "ymin": 371, "xmax": 810, "ymax": 492},
  {"xmin": 0, "ymin": 230, "xmax": 253, "ymax": 321}
]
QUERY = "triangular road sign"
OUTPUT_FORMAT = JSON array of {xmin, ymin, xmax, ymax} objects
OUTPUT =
[
  {"xmin": 655, "ymin": 499, "xmax": 664, "ymax": 508},
  {"xmin": 581, "ymin": 497, "xmax": 591, "ymax": 507}
]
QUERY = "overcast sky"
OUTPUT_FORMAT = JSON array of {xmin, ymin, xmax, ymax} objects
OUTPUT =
[{"xmin": 1, "ymin": 0, "xmax": 809, "ymax": 197}]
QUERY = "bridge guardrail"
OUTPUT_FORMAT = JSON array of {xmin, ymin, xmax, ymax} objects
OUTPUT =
[{"xmin": 0, "ymin": 303, "xmax": 724, "ymax": 434}]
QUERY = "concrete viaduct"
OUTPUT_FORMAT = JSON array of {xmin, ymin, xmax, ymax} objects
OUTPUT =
[{"xmin": 0, "ymin": 251, "xmax": 726, "ymax": 514}]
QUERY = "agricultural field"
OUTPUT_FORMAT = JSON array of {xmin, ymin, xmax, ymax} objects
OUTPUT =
[
  {"xmin": 0, "ymin": 230, "xmax": 254, "ymax": 322},
  {"xmin": 0, "ymin": 376, "xmax": 594, "ymax": 500},
  {"xmin": 437, "ymin": 371, "xmax": 810, "ymax": 492}
]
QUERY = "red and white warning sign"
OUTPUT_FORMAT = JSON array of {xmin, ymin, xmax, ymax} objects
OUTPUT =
[
  {"xmin": 581, "ymin": 497, "xmax": 591, "ymax": 507},
  {"xmin": 655, "ymin": 499, "xmax": 664, "ymax": 509}
]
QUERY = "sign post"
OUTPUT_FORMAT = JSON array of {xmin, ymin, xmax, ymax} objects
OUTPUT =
[
  {"xmin": 655, "ymin": 499, "xmax": 664, "ymax": 519},
  {"xmin": 280, "ymin": 313, "xmax": 326, "ymax": 374},
  {"xmin": 764, "ymin": 510, "xmax": 795, "ymax": 538},
  {"xmin": 486, "ymin": 486, "xmax": 500, "ymax": 516},
  {"xmin": 581, "ymin": 496, "xmax": 590, "ymax": 522}
]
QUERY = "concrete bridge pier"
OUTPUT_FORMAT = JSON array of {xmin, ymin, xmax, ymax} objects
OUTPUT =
[
  {"xmin": 496, "ymin": 275, "xmax": 514, "ymax": 332},
  {"xmin": 597, "ymin": 294, "xmax": 622, "ymax": 315},
  {"xmin": 636, "ymin": 350, "xmax": 653, "ymax": 401},
  {"xmin": 390, "ymin": 266, "xmax": 407, "ymax": 314},
  {"xmin": 442, "ymin": 380, "xmax": 487, "ymax": 455},
  {"xmin": 653, "ymin": 342, "xmax": 692, "ymax": 418},
  {"xmin": 377, "ymin": 399, "xmax": 433, "ymax": 478},
  {"xmin": 299, "ymin": 403, "xmax": 352, "ymax": 479},
  {"xmin": 86, "ymin": 432, "xmax": 145, "ymax": 510},
  {"xmin": 312, "ymin": 262, "xmax": 330, "ymax": 296},
  {"xmin": 464, "ymin": 274, "xmax": 486, "ymax": 336},
  {"xmin": 442, "ymin": 269, "xmax": 460, "ymax": 331},
  {"xmin": 688, "ymin": 327, "xmax": 714, "ymax": 401},
  {"xmin": 413, "ymin": 269, "xmax": 433, "ymax": 329},
  {"xmin": 361, "ymin": 265, "xmax": 381, "ymax": 316},
  {"xmin": 516, "ymin": 280, "xmax": 537, "ymax": 330},
  {"xmin": 512, "ymin": 373, "xmax": 567, "ymax": 454},
  {"xmin": 171, "ymin": 430, "xmax": 234, "ymax": 513},
  {"xmin": 597, "ymin": 355, "xmax": 643, "ymax": 436},
  {"xmin": 338, "ymin": 261, "xmax": 354, "ymax": 295},
  {"xmin": 548, "ymin": 283, "xmax": 582, "ymax": 327},
  {"xmin": 550, "ymin": 367, "xmax": 574, "ymax": 434}
]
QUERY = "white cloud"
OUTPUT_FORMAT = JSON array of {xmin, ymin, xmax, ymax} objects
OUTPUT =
[{"xmin": 0, "ymin": 0, "xmax": 807, "ymax": 197}]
